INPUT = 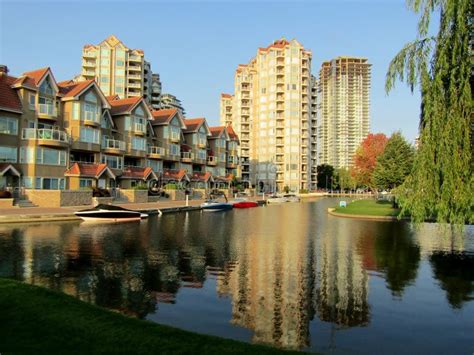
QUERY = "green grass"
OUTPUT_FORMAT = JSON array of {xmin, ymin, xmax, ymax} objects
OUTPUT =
[
  {"xmin": 334, "ymin": 199, "xmax": 400, "ymax": 217},
  {"xmin": 0, "ymin": 278, "xmax": 299, "ymax": 354}
]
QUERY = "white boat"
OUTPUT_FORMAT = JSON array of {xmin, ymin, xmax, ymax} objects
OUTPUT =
[
  {"xmin": 266, "ymin": 195, "xmax": 288, "ymax": 204},
  {"xmin": 75, "ymin": 204, "xmax": 148, "ymax": 222},
  {"xmin": 200, "ymin": 200, "xmax": 233, "ymax": 212},
  {"xmin": 283, "ymin": 194, "xmax": 300, "ymax": 202}
]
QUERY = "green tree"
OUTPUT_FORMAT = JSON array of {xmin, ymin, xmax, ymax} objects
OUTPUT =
[
  {"xmin": 335, "ymin": 168, "xmax": 356, "ymax": 191},
  {"xmin": 316, "ymin": 164, "xmax": 334, "ymax": 189},
  {"xmin": 372, "ymin": 132, "xmax": 415, "ymax": 190},
  {"xmin": 386, "ymin": 0, "xmax": 473, "ymax": 225}
]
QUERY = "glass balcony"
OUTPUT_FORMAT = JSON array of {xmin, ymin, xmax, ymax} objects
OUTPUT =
[
  {"xmin": 22, "ymin": 128, "xmax": 69, "ymax": 146},
  {"xmin": 38, "ymin": 104, "xmax": 57, "ymax": 117},
  {"xmin": 147, "ymin": 146, "xmax": 166, "ymax": 157},
  {"xmin": 134, "ymin": 122, "xmax": 146, "ymax": 134},
  {"xmin": 102, "ymin": 138, "xmax": 126, "ymax": 151},
  {"xmin": 181, "ymin": 152, "xmax": 194, "ymax": 162}
]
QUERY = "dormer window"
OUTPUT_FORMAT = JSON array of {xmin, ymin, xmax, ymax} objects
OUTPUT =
[{"xmin": 39, "ymin": 79, "xmax": 53, "ymax": 95}]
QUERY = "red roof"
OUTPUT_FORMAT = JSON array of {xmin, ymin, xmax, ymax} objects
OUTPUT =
[
  {"xmin": 106, "ymin": 95, "xmax": 120, "ymax": 101},
  {"xmin": 214, "ymin": 174, "xmax": 233, "ymax": 182},
  {"xmin": 226, "ymin": 126, "xmax": 239, "ymax": 141},
  {"xmin": 190, "ymin": 171, "xmax": 212, "ymax": 182},
  {"xmin": 108, "ymin": 96, "xmax": 142, "ymax": 115},
  {"xmin": 183, "ymin": 118, "xmax": 205, "ymax": 133},
  {"xmin": 162, "ymin": 169, "xmax": 187, "ymax": 182},
  {"xmin": 181, "ymin": 144, "xmax": 192, "ymax": 152},
  {"xmin": 19, "ymin": 67, "xmax": 50, "ymax": 87},
  {"xmin": 221, "ymin": 93, "xmax": 232, "ymax": 98},
  {"xmin": 209, "ymin": 126, "xmax": 226, "ymax": 138},
  {"xmin": 0, "ymin": 73, "xmax": 22, "ymax": 113},
  {"xmin": 58, "ymin": 80, "xmax": 95, "ymax": 98},
  {"xmin": 121, "ymin": 166, "xmax": 156, "ymax": 180},
  {"xmin": 0, "ymin": 163, "xmax": 21, "ymax": 176},
  {"xmin": 65, "ymin": 163, "xmax": 114, "ymax": 178},
  {"xmin": 151, "ymin": 108, "xmax": 178, "ymax": 125},
  {"xmin": 258, "ymin": 39, "xmax": 290, "ymax": 52}
]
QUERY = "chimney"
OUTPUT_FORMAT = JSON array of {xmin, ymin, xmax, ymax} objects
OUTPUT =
[{"xmin": 0, "ymin": 65, "xmax": 8, "ymax": 75}]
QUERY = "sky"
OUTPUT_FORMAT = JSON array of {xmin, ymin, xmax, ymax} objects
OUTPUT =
[{"xmin": 0, "ymin": 0, "xmax": 426, "ymax": 142}]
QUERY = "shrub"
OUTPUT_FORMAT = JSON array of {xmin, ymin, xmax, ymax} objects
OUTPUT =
[
  {"xmin": 133, "ymin": 183, "xmax": 148, "ymax": 190},
  {"xmin": 0, "ymin": 190, "xmax": 12, "ymax": 199},
  {"xmin": 91, "ymin": 187, "xmax": 111, "ymax": 197},
  {"xmin": 164, "ymin": 183, "xmax": 177, "ymax": 190},
  {"xmin": 299, "ymin": 189, "xmax": 308, "ymax": 194}
]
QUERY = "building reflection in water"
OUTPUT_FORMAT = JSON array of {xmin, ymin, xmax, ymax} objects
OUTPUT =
[{"xmin": 0, "ymin": 200, "xmax": 473, "ymax": 351}]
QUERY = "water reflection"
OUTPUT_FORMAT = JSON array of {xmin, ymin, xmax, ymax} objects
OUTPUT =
[{"xmin": 0, "ymin": 199, "xmax": 473, "ymax": 353}]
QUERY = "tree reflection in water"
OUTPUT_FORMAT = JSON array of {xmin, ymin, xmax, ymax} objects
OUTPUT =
[{"xmin": 0, "ymin": 200, "xmax": 473, "ymax": 352}]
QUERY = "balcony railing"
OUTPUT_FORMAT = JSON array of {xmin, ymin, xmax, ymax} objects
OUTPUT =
[
  {"xmin": 102, "ymin": 138, "xmax": 126, "ymax": 151},
  {"xmin": 181, "ymin": 152, "xmax": 194, "ymax": 160},
  {"xmin": 170, "ymin": 132, "xmax": 180, "ymax": 142},
  {"xmin": 22, "ymin": 128, "xmax": 69, "ymax": 143},
  {"xmin": 148, "ymin": 146, "xmax": 166, "ymax": 156},
  {"xmin": 207, "ymin": 156, "xmax": 217, "ymax": 165}
]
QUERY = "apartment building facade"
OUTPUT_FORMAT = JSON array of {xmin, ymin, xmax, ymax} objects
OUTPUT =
[
  {"xmin": 80, "ymin": 35, "xmax": 160, "ymax": 107},
  {"xmin": 221, "ymin": 38, "xmax": 316, "ymax": 192},
  {"xmin": 159, "ymin": 93, "xmax": 186, "ymax": 115},
  {"xmin": 317, "ymin": 56, "xmax": 371, "ymax": 169},
  {"xmin": 0, "ymin": 65, "xmax": 239, "ymax": 192},
  {"xmin": 219, "ymin": 93, "xmax": 233, "ymax": 127}
]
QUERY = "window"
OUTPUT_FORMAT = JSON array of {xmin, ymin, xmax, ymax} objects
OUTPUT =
[
  {"xmin": 100, "ymin": 77, "xmax": 109, "ymax": 83},
  {"xmin": 29, "ymin": 94, "xmax": 35, "ymax": 110},
  {"xmin": 197, "ymin": 149, "xmax": 206, "ymax": 160},
  {"xmin": 39, "ymin": 78, "xmax": 53, "ymax": 95},
  {"xmin": 168, "ymin": 143, "xmax": 180, "ymax": 156},
  {"xmin": 80, "ymin": 127, "xmax": 100, "ymax": 144},
  {"xmin": 22, "ymin": 177, "xmax": 33, "ymax": 188},
  {"xmin": 132, "ymin": 137, "xmax": 146, "ymax": 151},
  {"xmin": 101, "ymin": 154, "xmax": 123, "ymax": 169},
  {"xmin": 219, "ymin": 153, "xmax": 226, "ymax": 163},
  {"xmin": 116, "ymin": 60, "xmax": 125, "ymax": 67},
  {"xmin": 72, "ymin": 102, "xmax": 80, "ymax": 120},
  {"xmin": 116, "ymin": 68, "xmax": 125, "ymax": 76},
  {"xmin": 115, "ymin": 49, "xmax": 125, "ymax": 59},
  {"xmin": 84, "ymin": 103, "xmax": 99, "ymax": 122},
  {"xmin": 146, "ymin": 159, "xmax": 163, "ymax": 172},
  {"xmin": 35, "ymin": 177, "xmax": 65, "ymax": 190},
  {"xmin": 35, "ymin": 147, "xmax": 66, "ymax": 166},
  {"xmin": 80, "ymin": 179, "xmax": 93, "ymax": 188},
  {"xmin": 115, "ymin": 86, "xmax": 124, "ymax": 93},
  {"xmin": 115, "ymin": 77, "xmax": 125, "ymax": 84},
  {"xmin": 38, "ymin": 97, "xmax": 54, "ymax": 115},
  {"xmin": 0, "ymin": 146, "xmax": 17, "ymax": 162},
  {"xmin": 0, "ymin": 117, "xmax": 18, "ymax": 135}
]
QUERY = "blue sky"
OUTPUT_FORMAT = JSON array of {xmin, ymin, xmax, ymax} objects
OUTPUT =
[{"xmin": 1, "ymin": 0, "xmax": 424, "ymax": 141}]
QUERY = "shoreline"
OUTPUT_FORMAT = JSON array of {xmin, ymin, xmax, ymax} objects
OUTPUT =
[{"xmin": 327, "ymin": 207, "xmax": 409, "ymax": 221}]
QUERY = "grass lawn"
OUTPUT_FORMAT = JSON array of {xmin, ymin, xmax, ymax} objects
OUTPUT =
[
  {"xmin": 0, "ymin": 278, "xmax": 299, "ymax": 354},
  {"xmin": 334, "ymin": 199, "xmax": 400, "ymax": 217}
]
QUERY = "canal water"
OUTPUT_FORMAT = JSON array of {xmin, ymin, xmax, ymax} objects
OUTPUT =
[{"xmin": 0, "ymin": 198, "xmax": 473, "ymax": 354}]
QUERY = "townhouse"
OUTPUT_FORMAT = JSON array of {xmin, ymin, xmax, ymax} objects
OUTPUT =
[{"xmin": 0, "ymin": 65, "xmax": 240, "ymax": 194}]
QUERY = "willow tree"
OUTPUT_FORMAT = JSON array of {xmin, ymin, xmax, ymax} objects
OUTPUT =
[{"xmin": 386, "ymin": 0, "xmax": 473, "ymax": 225}]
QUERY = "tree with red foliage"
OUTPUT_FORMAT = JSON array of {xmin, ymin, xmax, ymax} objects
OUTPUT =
[{"xmin": 351, "ymin": 133, "xmax": 388, "ymax": 189}]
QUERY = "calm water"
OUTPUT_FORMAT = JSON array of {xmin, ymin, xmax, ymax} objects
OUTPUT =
[{"xmin": 0, "ymin": 198, "xmax": 473, "ymax": 354}]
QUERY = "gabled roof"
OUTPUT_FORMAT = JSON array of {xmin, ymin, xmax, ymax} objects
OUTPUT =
[
  {"xmin": 13, "ymin": 67, "xmax": 59, "ymax": 93},
  {"xmin": 0, "ymin": 74, "xmax": 22, "ymax": 113},
  {"xmin": 162, "ymin": 169, "xmax": 189, "ymax": 182},
  {"xmin": 190, "ymin": 171, "xmax": 212, "ymax": 183},
  {"xmin": 58, "ymin": 80, "xmax": 111, "ymax": 108},
  {"xmin": 208, "ymin": 126, "xmax": 229, "ymax": 140},
  {"xmin": 65, "ymin": 163, "xmax": 116, "ymax": 179},
  {"xmin": 226, "ymin": 126, "xmax": 239, "ymax": 142},
  {"xmin": 183, "ymin": 118, "xmax": 211, "ymax": 135},
  {"xmin": 108, "ymin": 96, "xmax": 142, "ymax": 115},
  {"xmin": 221, "ymin": 93, "xmax": 232, "ymax": 99},
  {"xmin": 0, "ymin": 163, "xmax": 21, "ymax": 177},
  {"xmin": 106, "ymin": 95, "xmax": 120, "ymax": 101},
  {"xmin": 151, "ymin": 108, "xmax": 178, "ymax": 125},
  {"xmin": 121, "ymin": 166, "xmax": 157, "ymax": 181}
]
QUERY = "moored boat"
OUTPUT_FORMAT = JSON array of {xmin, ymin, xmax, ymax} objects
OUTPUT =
[
  {"xmin": 266, "ymin": 194, "xmax": 287, "ymax": 204},
  {"xmin": 283, "ymin": 194, "xmax": 300, "ymax": 202},
  {"xmin": 75, "ymin": 204, "xmax": 148, "ymax": 222},
  {"xmin": 231, "ymin": 198, "xmax": 258, "ymax": 208},
  {"xmin": 200, "ymin": 200, "xmax": 233, "ymax": 212}
]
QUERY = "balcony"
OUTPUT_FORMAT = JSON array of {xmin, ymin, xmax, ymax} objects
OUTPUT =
[
  {"xmin": 134, "ymin": 123, "xmax": 146, "ymax": 135},
  {"xmin": 129, "ymin": 55, "xmax": 142, "ymax": 62},
  {"xmin": 197, "ymin": 140, "xmax": 207, "ymax": 149},
  {"xmin": 128, "ymin": 83, "xmax": 141, "ymax": 88},
  {"xmin": 147, "ymin": 145, "xmax": 166, "ymax": 159},
  {"xmin": 207, "ymin": 156, "xmax": 217, "ymax": 166},
  {"xmin": 181, "ymin": 151, "xmax": 194, "ymax": 163},
  {"xmin": 82, "ymin": 70, "xmax": 96, "ymax": 77},
  {"xmin": 82, "ymin": 60, "xmax": 96, "ymax": 68},
  {"xmin": 170, "ymin": 132, "xmax": 180, "ymax": 143},
  {"xmin": 128, "ymin": 91, "xmax": 141, "ymax": 97},
  {"xmin": 128, "ymin": 65, "xmax": 141, "ymax": 72},
  {"xmin": 22, "ymin": 128, "xmax": 69, "ymax": 148},
  {"xmin": 102, "ymin": 138, "xmax": 126, "ymax": 154},
  {"xmin": 128, "ymin": 74, "xmax": 141, "ymax": 80},
  {"xmin": 227, "ymin": 156, "xmax": 238, "ymax": 168},
  {"xmin": 37, "ymin": 104, "xmax": 58, "ymax": 120},
  {"xmin": 83, "ymin": 52, "xmax": 96, "ymax": 59}
]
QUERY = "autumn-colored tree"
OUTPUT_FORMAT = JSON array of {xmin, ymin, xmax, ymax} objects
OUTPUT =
[{"xmin": 351, "ymin": 133, "xmax": 388, "ymax": 189}]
